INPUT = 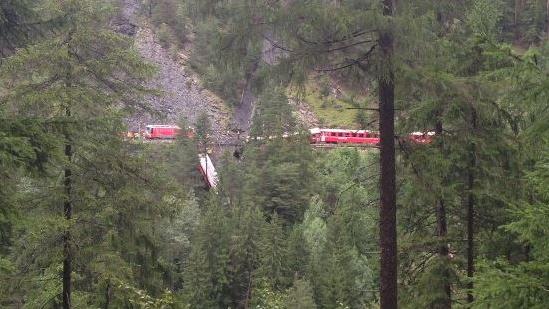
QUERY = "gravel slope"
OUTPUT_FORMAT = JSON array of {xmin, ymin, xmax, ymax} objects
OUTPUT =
[{"xmin": 118, "ymin": 0, "xmax": 234, "ymax": 143}]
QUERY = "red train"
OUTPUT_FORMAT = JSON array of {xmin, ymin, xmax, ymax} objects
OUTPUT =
[
  {"xmin": 309, "ymin": 128, "xmax": 380, "ymax": 145},
  {"xmin": 309, "ymin": 128, "xmax": 435, "ymax": 145},
  {"xmin": 144, "ymin": 125, "xmax": 181, "ymax": 139},
  {"xmin": 138, "ymin": 125, "xmax": 433, "ymax": 145},
  {"xmin": 142, "ymin": 125, "xmax": 196, "ymax": 140}
]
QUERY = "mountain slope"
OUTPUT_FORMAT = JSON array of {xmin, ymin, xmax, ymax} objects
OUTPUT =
[{"xmin": 118, "ymin": 0, "xmax": 234, "ymax": 143}]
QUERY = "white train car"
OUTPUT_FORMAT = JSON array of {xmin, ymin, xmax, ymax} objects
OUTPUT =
[{"xmin": 198, "ymin": 154, "xmax": 218, "ymax": 189}]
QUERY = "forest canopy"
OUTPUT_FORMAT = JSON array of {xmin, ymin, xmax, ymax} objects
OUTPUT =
[{"xmin": 1, "ymin": 0, "xmax": 548, "ymax": 308}]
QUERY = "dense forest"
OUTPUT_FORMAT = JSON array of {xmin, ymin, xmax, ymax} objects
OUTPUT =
[{"xmin": 1, "ymin": 0, "xmax": 548, "ymax": 308}]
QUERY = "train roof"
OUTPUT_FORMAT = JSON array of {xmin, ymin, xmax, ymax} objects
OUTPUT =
[
  {"xmin": 145, "ymin": 125, "xmax": 181, "ymax": 129},
  {"xmin": 199, "ymin": 154, "xmax": 218, "ymax": 188},
  {"xmin": 411, "ymin": 131, "xmax": 437, "ymax": 136},
  {"xmin": 310, "ymin": 128, "xmax": 374, "ymax": 134}
]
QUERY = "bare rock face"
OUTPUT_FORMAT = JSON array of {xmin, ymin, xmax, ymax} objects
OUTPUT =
[
  {"xmin": 132, "ymin": 28, "xmax": 226, "ymax": 125},
  {"xmin": 117, "ymin": 0, "xmax": 315, "ymax": 148},
  {"xmin": 119, "ymin": 0, "xmax": 234, "ymax": 144},
  {"xmin": 289, "ymin": 98, "xmax": 320, "ymax": 128},
  {"xmin": 111, "ymin": 20, "xmax": 137, "ymax": 36},
  {"xmin": 112, "ymin": 0, "xmax": 138, "ymax": 36}
]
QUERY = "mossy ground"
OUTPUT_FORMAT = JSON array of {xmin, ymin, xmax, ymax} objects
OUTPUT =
[
  {"xmin": 293, "ymin": 80, "xmax": 374, "ymax": 129},
  {"xmin": 302, "ymin": 90, "xmax": 358, "ymax": 128}
]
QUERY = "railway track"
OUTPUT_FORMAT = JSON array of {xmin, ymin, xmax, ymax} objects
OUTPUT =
[{"xmin": 127, "ymin": 138, "xmax": 378, "ymax": 150}]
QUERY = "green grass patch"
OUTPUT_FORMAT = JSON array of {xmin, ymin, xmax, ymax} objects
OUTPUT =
[
  {"xmin": 303, "ymin": 91, "xmax": 359, "ymax": 128},
  {"xmin": 293, "ymin": 77, "xmax": 378, "ymax": 129}
]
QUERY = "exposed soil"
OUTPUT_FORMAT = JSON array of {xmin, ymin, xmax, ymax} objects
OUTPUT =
[{"xmin": 288, "ymin": 98, "xmax": 320, "ymax": 128}]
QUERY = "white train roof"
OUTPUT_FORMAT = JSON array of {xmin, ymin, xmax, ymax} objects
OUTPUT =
[
  {"xmin": 309, "ymin": 128, "xmax": 374, "ymax": 134},
  {"xmin": 145, "ymin": 125, "xmax": 181, "ymax": 129},
  {"xmin": 411, "ymin": 131, "xmax": 436, "ymax": 136},
  {"xmin": 199, "ymin": 154, "xmax": 218, "ymax": 189}
]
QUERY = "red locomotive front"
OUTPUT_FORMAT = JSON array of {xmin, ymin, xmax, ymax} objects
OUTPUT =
[{"xmin": 144, "ymin": 125, "xmax": 181, "ymax": 139}]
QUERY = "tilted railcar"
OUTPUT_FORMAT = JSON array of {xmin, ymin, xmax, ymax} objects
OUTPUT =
[
  {"xmin": 408, "ymin": 131, "xmax": 436, "ymax": 144},
  {"xmin": 198, "ymin": 154, "xmax": 218, "ymax": 189}
]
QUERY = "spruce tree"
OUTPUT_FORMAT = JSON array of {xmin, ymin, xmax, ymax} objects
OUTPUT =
[
  {"xmin": 184, "ymin": 197, "xmax": 231, "ymax": 308},
  {"xmin": 0, "ymin": 0, "xmax": 62, "ymax": 56},
  {"xmin": 185, "ymin": 1, "xmax": 402, "ymax": 305},
  {"xmin": 286, "ymin": 278, "xmax": 317, "ymax": 309},
  {"xmin": 0, "ymin": 0, "xmax": 156, "ymax": 306}
]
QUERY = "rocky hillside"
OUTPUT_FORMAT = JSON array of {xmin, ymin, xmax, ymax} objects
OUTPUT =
[
  {"xmin": 114, "ymin": 0, "xmax": 324, "ymax": 144},
  {"xmin": 117, "ymin": 0, "xmax": 235, "ymax": 143}
]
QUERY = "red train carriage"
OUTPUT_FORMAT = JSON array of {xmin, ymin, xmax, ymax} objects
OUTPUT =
[
  {"xmin": 309, "ymin": 128, "xmax": 435, "ymax": 145},
  {"xmin": 309, "ymin": 128, "xmax": 380, "ymax": 145},
  {"xmin": 144, "ymin": 125, "xmax": 181, "ymax": 139}
]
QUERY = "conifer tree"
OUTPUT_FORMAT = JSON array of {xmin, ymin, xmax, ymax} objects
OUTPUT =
[
  {"xmin": 0, "ymin": 0, "xmax": 156, "ymax": 306},
  {"xmin": 286, "ymin": 278, "xmax": 317, "ymax": 309},
  {"xmin": 396, "ymin": 1, "xmax": 545, "ymax": 307},
  {"xmin": 186, "ymin": 1, "xmax": 400, "ymax": 305},
  {"xmin": 0, "ymin": 0, "xmax": 61, "ymax": 56},
  {"xmin": 256, "ymin": 214, "xmax": 290, "ymax": 290},
  {"xmin": 470, "ymin": 32, "xmax": 549, "ymax": 308},
  {"xmin": 226, "ymin": 202, "xmax": 264, "ymax": 307},
  {"xmin": 184, "ymin": 197, "xmax": 231, "ymax": 308}
]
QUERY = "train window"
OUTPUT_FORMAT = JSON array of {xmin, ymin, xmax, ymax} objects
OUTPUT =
[{"xmin": 352, "ymin": 133, "xmax": 357, "ymax": 137}]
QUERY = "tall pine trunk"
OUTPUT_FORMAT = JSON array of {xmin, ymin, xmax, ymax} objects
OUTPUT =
[
  {"xmin": 63, "ymin": 106, "xmax": 73, "ymax": 309},
  {"xmin": 546, "ymin": 0, "xmax": 549, "ymax": 40},
  {"xmin": 514, "ymin": 0, "xmax": 525, "ymax": 41},
  {"xmin": 379, "ymin": 1, "xmax": 397, "ymax": 308},
  {"xmin": 436, "ymin": 199, "xmax": 451, "ymax": 306},
  {"xmin": 104, "ymin": 279, "xmax": 112, "ymax": 309},
  {"xmin": 435, "ymin": 8, "xmax": 451, "ymax": 307},
  {"xmin": 435, "ymin": 121, "xmax": 451, "ymax": 309},
  {"xmin": 62, "ymin": 37, "xmax": 74, "ymax": 306},
  {"xmin": 466, "ymin": 108, "xmax": 477, "ymax": 304}
]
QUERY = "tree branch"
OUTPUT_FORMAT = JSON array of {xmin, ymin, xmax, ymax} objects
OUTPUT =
[{"xmin": 314, "ymin": 44, "xmax": 377, "ymax": 72}]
